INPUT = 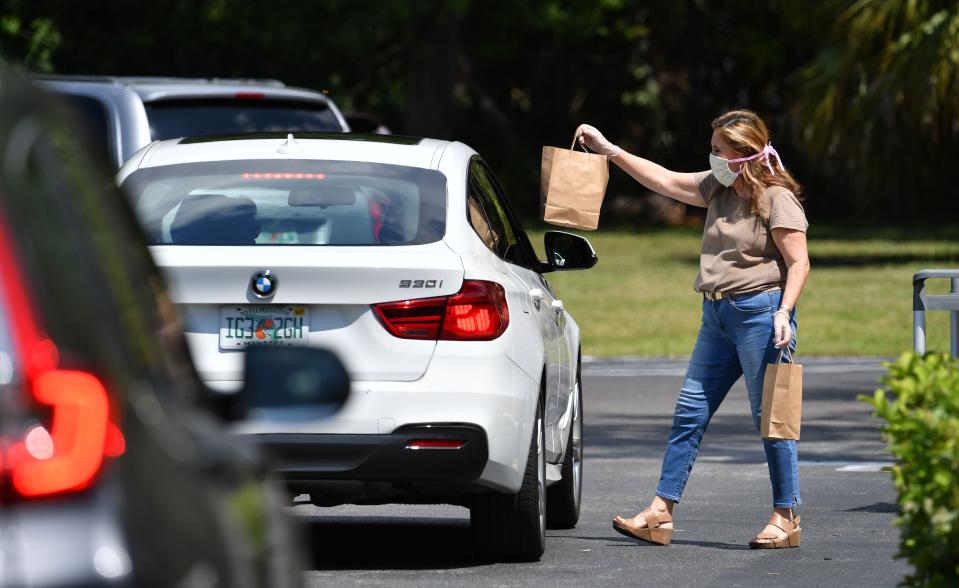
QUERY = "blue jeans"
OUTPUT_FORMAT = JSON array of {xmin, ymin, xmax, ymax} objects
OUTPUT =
[{"xmin": 655, "ymin": 290, "xmax": 801, "ymax": 508}]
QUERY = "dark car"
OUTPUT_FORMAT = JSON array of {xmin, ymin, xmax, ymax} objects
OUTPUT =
[{"xmin": 0, "ymin": 76, "xmax": 346, "ymax": 586}]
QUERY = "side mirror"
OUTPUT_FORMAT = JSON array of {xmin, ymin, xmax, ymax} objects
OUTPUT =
[
  {"xmin": 542, "ymin": 231, "xmax": 598, "ymax": 272},
  {"xmin": 343, "ymin": 111, "xmax": 392, "ymax": 134},
  {"xmin": 241, "ymin": 346, "xmax": 350, "ymax": 420}
]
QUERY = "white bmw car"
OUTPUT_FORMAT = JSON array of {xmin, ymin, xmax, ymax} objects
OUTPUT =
[{"xmin": 117, "ymin": 132, "xmax": 596, "ymax": 561}]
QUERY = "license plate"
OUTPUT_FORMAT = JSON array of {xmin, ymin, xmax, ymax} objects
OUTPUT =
[{"xmin": 219, "ymin": 305, "xmax": 309, "ymax": 349}]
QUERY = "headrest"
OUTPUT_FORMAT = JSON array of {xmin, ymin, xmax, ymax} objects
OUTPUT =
[{"xmin": 170, "ymin": 194, "xmax": 259, "ymax": 245}]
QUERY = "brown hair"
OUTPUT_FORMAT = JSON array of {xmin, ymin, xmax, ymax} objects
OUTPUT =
[{"xmin": 711, "ymin": 110, "xmax": 802, "ymax": 218}]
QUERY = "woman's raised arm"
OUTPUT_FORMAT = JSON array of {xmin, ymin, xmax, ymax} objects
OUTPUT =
[{"xmin": 576, "ymin": 124, "xmax": 707, "ymax": 208}]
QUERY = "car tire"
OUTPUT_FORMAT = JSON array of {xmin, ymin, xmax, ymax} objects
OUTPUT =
[
  {"xmin": 546, "ymin": 360, "xmax": 583, "ymax": 529},
  {"xmin": 470, "ymin": 393, "xmax": 546, "ymax": 562}
]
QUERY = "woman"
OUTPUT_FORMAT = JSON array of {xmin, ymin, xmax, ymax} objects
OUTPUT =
[{"xmin": 576, "ymin": 110, "xmax": 810, "ymax": 549}]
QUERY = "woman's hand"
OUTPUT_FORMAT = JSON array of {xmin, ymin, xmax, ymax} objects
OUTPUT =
[
  {"xmin": 575, "ymin": 124, "xmax": 620, "ymax": 156},
  {"xmin": 573, "ymin": 124, "xmax": 708, "ymax": 207},
  {"xmin": 773, "ymin": 310, "xmax": 792, "ymax": 349}
]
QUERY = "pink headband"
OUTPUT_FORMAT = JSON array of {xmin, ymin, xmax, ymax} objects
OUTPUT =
[{"xmin": 724, "ymin": 143, "xmax": 785, "ymax": 176}]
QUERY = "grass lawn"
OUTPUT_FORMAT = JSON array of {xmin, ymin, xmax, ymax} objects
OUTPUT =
[{"xmin": 528, "ymin": 224, "xmax": 959, "ymax": 357}]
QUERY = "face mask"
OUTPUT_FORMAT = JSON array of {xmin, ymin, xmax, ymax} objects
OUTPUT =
[
  {"xmin": 709, "ymin": 153, "xmax": 739, "ymax": 187},
  {"xmin": 708, "ymin": 143, "xmax": 785, "ymax": 187}
]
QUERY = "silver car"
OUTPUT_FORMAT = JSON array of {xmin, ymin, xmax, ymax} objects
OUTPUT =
[{"xmin": 34, "ymin": 75, "xmax": 350, "ymax": 168}]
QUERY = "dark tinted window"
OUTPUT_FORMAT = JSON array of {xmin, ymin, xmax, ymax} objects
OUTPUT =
[
  {"xmin": 60, "ymin": 94, "xmax": 113, "ymax": 163},
  {"xmin": 146, "ymin": 99, "xmax": 343, "ymax": 140},
  {"xmin": 467, "ymin": 186, "xmax": 498, "ymax": 252},
  {"xmin": 123, "ymin": 160, "xmax": 447, "ymax": 246},
  {"xmin": 468, "ymin": 164, "xmax": 515, "ymax": 260},
  {"xmin": 468, "ymin": 158, "xmax": 537, "ymax": 268}
]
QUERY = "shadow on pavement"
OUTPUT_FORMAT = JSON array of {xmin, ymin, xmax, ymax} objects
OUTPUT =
[
  {"xmin": 301, "ymin": 515, "xmax": 479, "ymax": 571},
  {"xmin": 845, "ymin": 502, "xmax": 898, "ymax": 513},
  {"xmin": 561, "ymin": 534, "xmax": 634, "ymax": 544},
  {"xmin": 670, "ymin": 539, "xmax": 748, "ymax": 550},
  {"xmin": 565, "ymin": 534, "xmax": 745, "ymax": 551}
]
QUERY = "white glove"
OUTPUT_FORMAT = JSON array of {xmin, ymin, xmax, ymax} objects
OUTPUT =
[
  {"xmin": 575, "ymin": 124, "xmax": 620, "ymax": 157},
  {"xmin": 773, "ymin": 310, "xmax": 792, "ymax": 349}
]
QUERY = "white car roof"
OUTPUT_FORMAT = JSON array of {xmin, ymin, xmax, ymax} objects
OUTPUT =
[{"xmin": 118, "ymin": 134, "xmax": 474, "ymax": 181}]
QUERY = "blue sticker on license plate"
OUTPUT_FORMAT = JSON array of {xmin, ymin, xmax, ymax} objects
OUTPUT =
[{"xmin": 219, "ymin": 305, "xmax": 309, "ymax": 349}]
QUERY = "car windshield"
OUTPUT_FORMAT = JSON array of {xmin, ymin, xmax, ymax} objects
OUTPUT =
[
  {"xmin": 146, "ymin": 99, "xmax": 343, "ymax": 140},
  {"xmin": 122, "ymin": 159, "xmax": 448, "ymax": 246}
]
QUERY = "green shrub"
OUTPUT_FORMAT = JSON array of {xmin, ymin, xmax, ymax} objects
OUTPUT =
[{"xmin": 864, "ymin": 352, "xmax": 959, "ymax": 587}]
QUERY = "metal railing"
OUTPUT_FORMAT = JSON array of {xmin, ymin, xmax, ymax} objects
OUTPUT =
[{"xmin": 913, "ymin": 269, "xmax": 959, "ymax": 357}]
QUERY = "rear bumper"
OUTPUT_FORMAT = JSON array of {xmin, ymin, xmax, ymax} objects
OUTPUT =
[
  {"xmin": 254, "ymin": 423, "xmax": 488, "ymax": 483},
  {"xmin": 232, "ymin": 349, "xmax": 539, "ymax": 494}
]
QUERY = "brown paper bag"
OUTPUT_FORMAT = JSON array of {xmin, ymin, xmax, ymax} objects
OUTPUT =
[
  {"xmin": 760, "ymin": 349, "xmax": 803, "ymax": 440},
  {"xmin": 540, "ymin": 137, "xmax": 609, "ymax": 230}
]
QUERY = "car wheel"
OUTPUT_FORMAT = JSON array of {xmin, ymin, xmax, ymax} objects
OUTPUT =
[
  {"xmin": 470, "ymin": 393, "xmax": 546, "ymax": 562},
  {"xmin": 546, "ymin": 362, "xmax": 583, "ymax": 529}
]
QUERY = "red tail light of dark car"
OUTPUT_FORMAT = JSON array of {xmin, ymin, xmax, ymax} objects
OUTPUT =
[{"xmin": 0, "ymin": 213, "xmax": 123, "ymax": 500}]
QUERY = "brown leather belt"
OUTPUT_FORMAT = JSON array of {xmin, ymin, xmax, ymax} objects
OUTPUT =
[
  {"xmin": 702, "ymin": 290, "xmax": 779, "ymax": 301},
  {"xmin": 702, "ymin": 291, "xmax": 738, "ymax": 301}
]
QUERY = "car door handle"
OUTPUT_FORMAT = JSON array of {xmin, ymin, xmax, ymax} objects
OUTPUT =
[
  {"xmin": 529, "ymin": 288, "xmax": 544, "ymax": 310},
  {"xmin": 551, "ymin": 299, "xmax": 565, "ymax": 314}
]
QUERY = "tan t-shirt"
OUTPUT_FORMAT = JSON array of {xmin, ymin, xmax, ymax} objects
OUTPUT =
[{"xmin": 693, "ymin": 171, "xmax": 808, "ymax": 294}]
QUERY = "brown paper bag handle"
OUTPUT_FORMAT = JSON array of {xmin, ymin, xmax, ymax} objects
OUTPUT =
[
  {"xmin": 775, "ymin": 346, "xmax": 796, "ymax": 364},
  {"xmin": 570, "ymin": 134, "xmax": 592, "ymax": 153}
]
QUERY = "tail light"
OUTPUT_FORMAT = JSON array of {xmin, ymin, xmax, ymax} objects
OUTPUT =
[
  {"xmin": 406, "ymin": 439, "xmax": 466, "ymax": 450},
  {"xmin": 372, "ymin": 296, "xmax": 447, "ymax": 340},
  {"xmin": 0, "ymin": 212, "xmax": 123, "ymax": 500},
  {"xmin": 241, "ymin": 172, "xmax": 326, "ymax": 180},
  {"xmin": 440, "ymin": 280, "xmax": 509, "ymax": 340},
  {"xmin": 372, "ymin": 280, "xmax": 509, "ymax": 341},
  {"xmin": 8, "ymin": 370, "xmax": 110, "ymax": 496}
]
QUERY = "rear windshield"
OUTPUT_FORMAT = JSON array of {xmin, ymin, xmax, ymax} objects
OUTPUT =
[
  {"xmin": 121, "ymin": 160, "xmax": 447, "ymax": 246},
  {"xmin": 146, "ymin": 99, "xmax": 343, "ymax": 140}
]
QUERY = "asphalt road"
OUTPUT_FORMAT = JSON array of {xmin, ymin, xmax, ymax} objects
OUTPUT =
[{"xmin": 297, "ymin": 357, "xmax": 908, "ymax": 587}]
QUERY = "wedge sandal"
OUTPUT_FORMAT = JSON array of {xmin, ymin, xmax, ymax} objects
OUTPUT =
[
  {"xmin": 749, "ymin": 512, "xmax": 801, "ymax": 549},
  {"xmin": 612, "ymin": 510, "xmax": 674, "ymax": 546}
]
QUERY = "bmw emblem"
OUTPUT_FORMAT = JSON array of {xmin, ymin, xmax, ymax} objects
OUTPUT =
[{"xmin": 251, "ymin": 270, "xmax": 277, "ymax": 299}]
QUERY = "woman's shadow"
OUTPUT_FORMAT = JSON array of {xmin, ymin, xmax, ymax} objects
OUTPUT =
[{"xmin": 580, "ymin": 533, "xmax": 747, "ymax": 551}]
